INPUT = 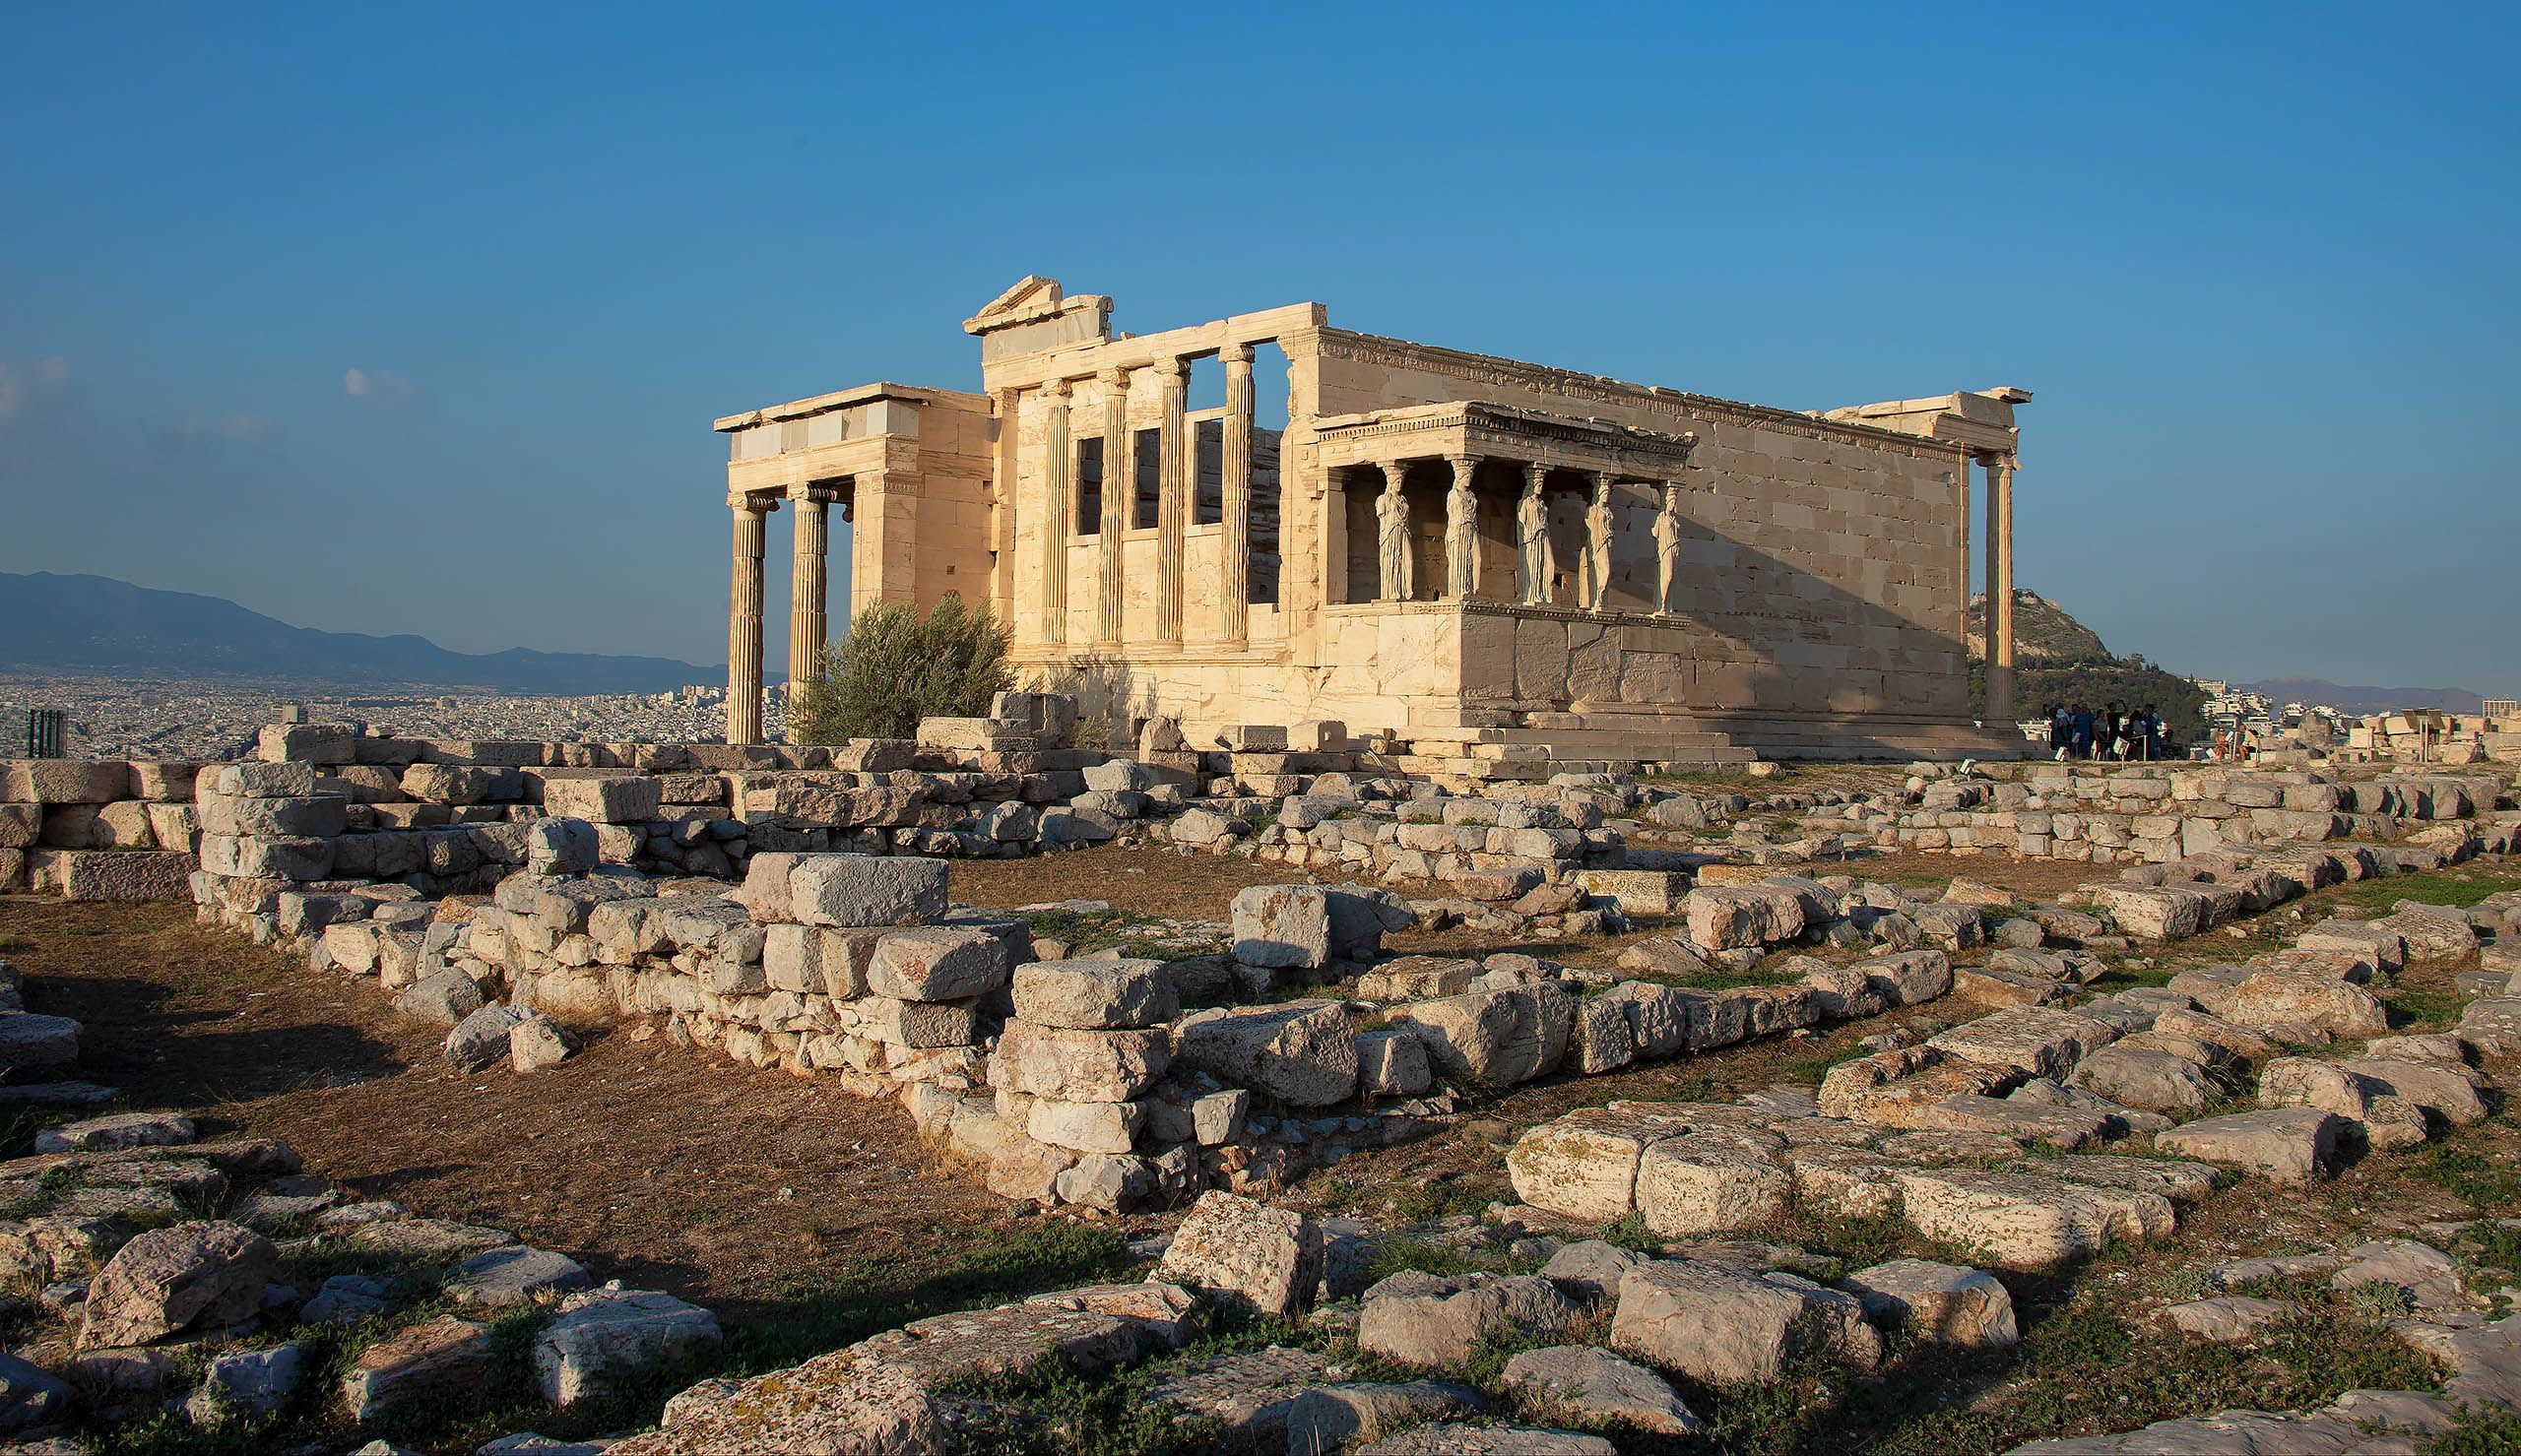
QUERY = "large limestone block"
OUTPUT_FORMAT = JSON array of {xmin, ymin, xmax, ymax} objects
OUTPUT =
[
  {"xmin": 2336, "ymin": 1056, "xmax": 2489, "ymax": 1126},
  {"xmin": 1685, "ymin": 885, "xmax": 1806, "ymax": 951},
  {"xmin": 2067, "ymin": 1044, "xmax": 2221, "ymax": 1112},
  {"xmin": 1840, "ymin": 1258, "xmax": 2019, "ymax": 1347},
  {"xmin": 19, "ymin": 760, "xmax": 129, "ymax": 804},
  {"xmin": 1282, "ymin": 1381, "xmax": 1484, "ymax": 1453},
  {"xmin": 342, "ymin": 1313, "xmax": 494, "ymax": 1424},
  {"xmin": 1634, "ymin": 1133, "xmax": 1789, "ymax": 1236},
  {"xmin": 863, "ymin": 996, "xmax": 980, "ymax": 1049},
  {"xmin": 1173, "ymin": 1001, "xmax": 1358, "ymax": 1107},
  {"xmin": 1501, "ymin": 1346, "xmax": 1703, "ymax": 1436},
  {"xmin": 59, "ymin": 851, "xmax": 195, "ymax": 903},
  {"xmin": 534, "ymin": 1286, "xmax": 723, "ymax": 1406},
  {"xmin": 1359, "ymin": 1271, "xmax": 1572, "ymax": 1367},
  {"xmin": 1780, "ymin": 1145, "xmax": 1910, "ymax": 1222},
  {"xmin": 1230, "ymin": 885, "xmax": 1331, "ymax": 969},
  {"xmin": 2156, "ymin": 1108, "xmax": 2346, "ymax": 1181},
  {"xmin": 1926, "ymin": 1007, "xmax": 2118, "ymax": 1082},
  {"xmin": 1507, "ymin": 1120, "xmax": 1649, "ymax": 1223},
  {"xmin": 80, "ymin": 1219, "xmax": 277, "ymax": 1347},
  {"xmin": 1595, "ymin": 981, "xmax": 1692, "ymax": 1057},
  {"xmin": 1355, "ymin": 1027, "xmax": 1431, "ymax": 1096},
  {"xmin": 1011, "ymin": 959, "xmax": 1177, "ymax": 1030},
  {"xmin": 867, "ymin": 927, "xmax": 1012, "ymax": 1001},
  {"xmin": 541, "ymin": 776, "xmax": 664, "ymax": 824},
  {"xmin": 1389, "ymin": 982, "xmax": 1573, "ymax": 1086},
  {"xmin": 1891, "ymin": 1168, "xmax": 2174, "ymax": 1271},
  {"xmin": 1571, "ymin": 993, "xmax": 1635, "ymax": 1074},
  {"xmin": 196, "ymin": 791, "xmax": 347, "ymax": 838},
  {"xmin": 1025, "ymin": 1097, "xmax": 1144, "ymax": 1154},
  {"xmin": 1610, "ymin": 1259, "xmax": 1880, "ymax": 1386},
  {"xmin": 787, "ymin": 855, "xmax": 949, "ymax": 928},
  {"xmin": 206, "ymin": 762, "xmax": 315, "ymax": 798},
  {"xmin": 2093, "ymin": 884, "xmax": 2216, "ymax": 940},
  {"xmin": 2214, "ymin": 969, "xmax": 2389, "ymax": 1038},
  {"xmin": 1816, "ymin": 1046, "xmax": 2009, "ymax": 1128},
  {"xmin": 989, "ymin": 1023, "xmax": 1169, "ymax": 1102},
  {"xmin": 1151, "ymin": 1191, "xmax": 1325, "ymax": 1318}
]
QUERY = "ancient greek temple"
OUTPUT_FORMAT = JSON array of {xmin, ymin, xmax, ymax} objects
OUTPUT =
[{"xmin": 711, "ymin": 278, "xmax": 2027, "ymax": 762}]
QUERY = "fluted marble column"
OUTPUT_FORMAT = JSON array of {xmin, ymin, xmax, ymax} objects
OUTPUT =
[
  {"xmin": 1097, "ymin": 367, "xmax": 1129, "ymax": 645},
  {"xmin": 788, "ymin": 485, "xmax": 828, "ymax": 695},
  {"xmin": 1987, "ymin": 454, "xmax": 2018, "ymax": 721},
  {"xmin": 1220, "ymin": 344, "xmax": 1254, "ymax": 644},
  {"xmin": 1039, "ymin": 380, "xmax": 1071, "ymax": 644},
  {"xmin": 1155, "ymin": 358, "xmax": 1188, "ymax": 645},
  {"xmin": 1445, "ymin": 455, "xmax": 1477, "ymax": 600},
  {"xmin": 725, "ymin": 496, "xmax": 771, "ymax": 745}
]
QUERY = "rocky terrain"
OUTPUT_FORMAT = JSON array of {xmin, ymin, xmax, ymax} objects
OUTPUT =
[{"xmin": 0, "ymin": 726, "xmax": 2515, "ymax": 1453}]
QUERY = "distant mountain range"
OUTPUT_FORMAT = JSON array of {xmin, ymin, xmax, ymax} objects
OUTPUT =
[
  {"xmin": 2233, "ymin": 678, "xmax": 2486, "ymax": 716},
  {"xmin": 0, "ymin": 572, "xmax": 716, "ymax": 694}
]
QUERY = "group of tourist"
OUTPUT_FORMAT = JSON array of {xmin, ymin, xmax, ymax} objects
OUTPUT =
[{"xmin": 2045, "ymin": 702, "xmax": 2171, "ymax": 761}]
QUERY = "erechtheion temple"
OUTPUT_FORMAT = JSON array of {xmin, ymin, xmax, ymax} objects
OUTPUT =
[{"xmin": 713, "ymin": 278, "xmax": 2030, "ymax": 765}]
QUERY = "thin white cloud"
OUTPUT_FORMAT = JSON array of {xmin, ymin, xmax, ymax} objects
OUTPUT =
[{"xmin": 344, "ymin": 367, "xmax": 420, "ymax": 409}]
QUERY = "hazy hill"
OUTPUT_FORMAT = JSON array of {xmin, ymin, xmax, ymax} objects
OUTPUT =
[
  {"xmin": 0, "ymin": 572, "xmax": 715, "ymax": 694},
  {"xmin": 1965, "ymin": 589, "xmax": 2204, "ymax": 740},
  {"xmin": 1966, "ymin": 590, "xmax": 2111, "ymax": 664}
]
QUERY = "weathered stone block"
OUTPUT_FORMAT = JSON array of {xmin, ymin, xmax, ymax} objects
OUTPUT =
[
  {"xmin": 788, "ymin": 855, "xmax": 949, "ymax": 928},
  {"xmin": 1174, "ymin": 1001, "xmax": 1358, "ymax": 1107}
]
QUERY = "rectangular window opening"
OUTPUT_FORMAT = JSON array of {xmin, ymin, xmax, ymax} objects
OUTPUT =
[
  {"xmin": 1195, "ymin": 418, "xmax": 1224, "ymax": 526},
  {"xmin": 1074, "ymin": 437, "xmax": 1103, "ymax": 536},
  {"xmin": 1132, "ymin": 427, "xmax": 1161, "ymax": 531}
]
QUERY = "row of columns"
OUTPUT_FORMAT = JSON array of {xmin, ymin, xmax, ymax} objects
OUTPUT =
[
  {"xmin": 1359, "ymin": 457, "xmax": 1692, "ymax": 615},
  {"xmin": 1038, "ymin": 345, "xmax": 1260, "ymax": 652},
  {"xmin": 726, "ymin": 481, "xmax": 844, "ymax": 745}
]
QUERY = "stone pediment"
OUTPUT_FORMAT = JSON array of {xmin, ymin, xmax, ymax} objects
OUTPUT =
[{"xmin": 964, "ymin": 276, "xmax": 1110, "ymax": 336}]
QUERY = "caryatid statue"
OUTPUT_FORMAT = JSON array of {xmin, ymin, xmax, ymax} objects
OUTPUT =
[
  {"xmin": 1584, "ymin": 473, "xmax": 1616, "ymax": 611},
  {"xmin": 1517, "ymin": 467, "xmax": 1551, "ymax": 604},
  {"xmin": 1376, "ymin": 467, "xmax": 1409, "ymax": 601},
  {"xmin": 1653, "ymin": 480, "xmax": 1684, "ymax": 615}
]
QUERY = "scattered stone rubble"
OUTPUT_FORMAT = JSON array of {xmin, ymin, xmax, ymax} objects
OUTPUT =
[
  {"xmin": 1511, "ymin": 883, "xmax": 2521, "ymax": 1267},
  {"xmin": 0, "ymin": 1102, "xmax": 714, "ymax": 1447}
]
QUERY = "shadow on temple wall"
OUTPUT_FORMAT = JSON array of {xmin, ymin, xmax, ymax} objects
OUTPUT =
[{"xmin": 1539, "ymin": 509, "xmax": 1992, "ymax": 755}]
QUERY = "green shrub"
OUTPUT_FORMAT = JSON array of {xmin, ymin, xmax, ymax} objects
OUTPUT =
[{"xmin": 789, "ymin": 595, "xmax": 1012, "ymax": 744}]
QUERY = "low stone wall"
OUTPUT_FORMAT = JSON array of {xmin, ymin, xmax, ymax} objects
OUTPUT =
[
  {"xmin": 243, "ymin": 831, "xmax": 1972, "ymax": 1216},
  {"xmin": 1869, "ymin": 765, "xmax": 2508, "ymax": 863}
]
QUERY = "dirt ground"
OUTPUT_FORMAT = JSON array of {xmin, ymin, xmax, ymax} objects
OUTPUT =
[
  {"xmin": 949, "ymin": 845, "xmax": 1315, "ymax": 918},
  {"xmin": 0, "ymin": 897, "xmax": 1022, "ymax": 1323}
]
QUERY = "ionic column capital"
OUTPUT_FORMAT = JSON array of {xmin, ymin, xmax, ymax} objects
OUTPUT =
[
  {"xmin": 1153, "ymin": 357, "xmax": 1188, "ymax": 386},
  {"xmin": 1222, "ymin": 342, "xmax": 1256, "ymax": 366},
  {"xmin": 728, "ymin": 493, "xmax": 775, "ymax": 515},
  {"xmin": 1098, "ymin": 365, "xmax": 1131, "ymax": 391},
  {"xmin": 1041, "ymin": 376, "xmax": 1073, "ymax": 402}
]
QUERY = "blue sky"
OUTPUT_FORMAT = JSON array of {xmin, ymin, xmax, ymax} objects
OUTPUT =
[{"xmin": 3, "ymin": 3, "xmax": 2514, "ymax": 691}]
